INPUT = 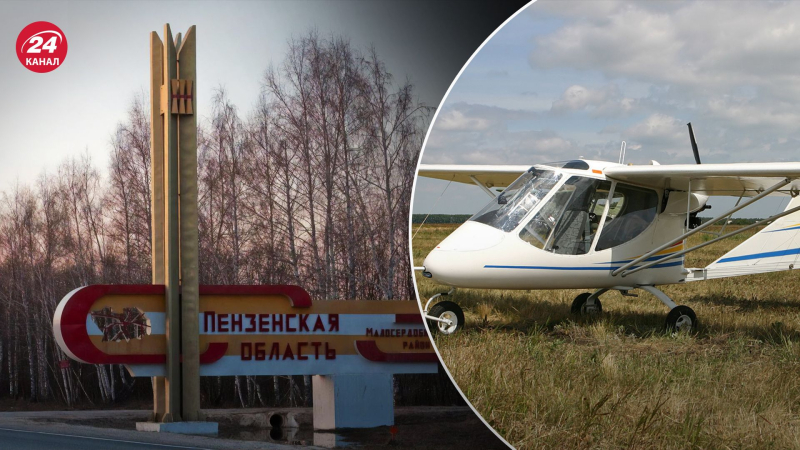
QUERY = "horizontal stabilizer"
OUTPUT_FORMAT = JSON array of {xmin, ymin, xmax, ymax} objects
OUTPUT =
[{"xmin": 689, "ymin": 196, "xmax": 800, "ymax": 281}]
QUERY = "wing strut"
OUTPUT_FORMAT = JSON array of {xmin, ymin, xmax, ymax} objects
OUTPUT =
[
  {"xmin": 469, "ymin": 175, "xmax": 497, "ymax": 198},
  {"xmin": 612, "ymin": 177, "xmax": 792, "ymax": 277}
]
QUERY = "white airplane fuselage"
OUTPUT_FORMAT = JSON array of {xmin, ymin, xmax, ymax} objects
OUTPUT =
[{"xmin": 422, "ymin": 162, "xmax": 705, "ymax": 290}]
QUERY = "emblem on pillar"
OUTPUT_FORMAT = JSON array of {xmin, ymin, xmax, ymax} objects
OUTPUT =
[{"xmin": 170, "ymin": 79, "xmax": 194, "ymax": 115}]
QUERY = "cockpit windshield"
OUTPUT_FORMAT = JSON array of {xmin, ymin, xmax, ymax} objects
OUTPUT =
[
  {"xmin": 519, "ymin": 176, "xmax": 612, "ymax": 255},
  {"xmin": 470, "ymin": 168, "xmax": 562, "ymax": 232}
]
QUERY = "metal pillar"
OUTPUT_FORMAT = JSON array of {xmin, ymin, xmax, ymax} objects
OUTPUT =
[{"xmin": 149, "ymin": 23, "xmax": 199, "ymax": 423}]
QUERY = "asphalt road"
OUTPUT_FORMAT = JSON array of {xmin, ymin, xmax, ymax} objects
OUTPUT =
[
  {"xmin": 0, "ymin": 406, "xmax": 499, "ymax": 449},
  {"xmin": 0, "ymin": 427, "xmax": 212, "ymax": 450},
  {"xmin": 0, "ymin": 410, "xmax": 306, "ymax": 450}
]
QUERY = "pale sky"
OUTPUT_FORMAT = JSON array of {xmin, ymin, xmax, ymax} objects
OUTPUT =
[
  {"xmin": 413, "ymin": 0, "xmax": 800, "ymax": 218},
  {"xmin": 0, "ymin": 0, "xmax": 521, "ymax": 190}
]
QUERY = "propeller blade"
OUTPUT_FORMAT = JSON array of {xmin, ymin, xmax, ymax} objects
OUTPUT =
[{"xmin": 687, "ymin": 122, "xmax": 701, "ymax": 164}]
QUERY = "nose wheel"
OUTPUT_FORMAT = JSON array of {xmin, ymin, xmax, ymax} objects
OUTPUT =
[
  {"xmin": 427, "ymin": 301, "xmax": 465, "ymax": 335},
  {"xmin": 423, "ymin": 289, "xmax": 464, "ymax": 334}
]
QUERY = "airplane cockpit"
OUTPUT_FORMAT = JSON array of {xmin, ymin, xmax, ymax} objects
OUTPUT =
[
  {"xmin": 421, "ymin": 159, "xmax": 685, "ymax": 292},
  {"xmin": 469, "ymin": 162, "xmax": 659, "ymax": 256}
]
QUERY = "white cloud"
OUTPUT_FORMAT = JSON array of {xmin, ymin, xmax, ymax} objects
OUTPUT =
[
  {"xmin": 551, "ymin": 85, "xmax": 609, "ymax": 113},
  {"xmin": 416, "ymin": 0, "xmax": 800, "ymax": 214},
  {"xmin": 527, "ymin": 0, "xmax": 800, "ymax": 162},
  {"xmin": 532, "ymin": 135, "xmax": 573, "ymax": 153},
  {"xmin": 423, "ymin": 121, "xmax": 576, "ymax": 166},
  {"xmin": 425, "ymin": 2, "xmax": 800, "ymax": 175},
  {"xmin": 551, "ymin": 84, "xmax": 636, "ymax": 116},
  {"xmin": 705, "ymin": 97, "xmax": 800, "ymax": 130},
  {"xmin": 436, "ymin": 109, "xmax": 493, "ymax": 131},
  {"xmin": 531, "ymin": 3, "xmax": 686, "ymax": 84},
  {"xmin": 625, "ymin": 113, "xmax": 684, "ymax": 142},
  {"xmin": 433, "ymin": 102, "xmax": 539, "ymax": 132},
  {"xmin": 532, "ymin": 0, "xmax": 629, "ymax": 19},
  {"xmin": 531, "ymin": 1, "xmax": 800, "ymax": 94}
]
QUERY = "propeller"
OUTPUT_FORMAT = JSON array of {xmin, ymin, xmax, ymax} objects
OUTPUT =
[{"xmin": 687, "ymin": 122, "xmax": 701, "ymax": 164}]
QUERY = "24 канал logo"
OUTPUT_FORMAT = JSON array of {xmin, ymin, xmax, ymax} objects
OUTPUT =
[{"xmin": 16, "ymin": 21, "xmax": 68, "ymax": 73}]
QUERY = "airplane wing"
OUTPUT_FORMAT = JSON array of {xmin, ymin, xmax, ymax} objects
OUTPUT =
[
  {"xmin": 604, "ymin": 163, "xmax": 800, "ymax": 196},
  {"xmin": 417, "ymin": 164, "xmax": 530, "ymax": 189},
  {"xmin": 687, "ymin": 196, "xmax": 800, "ymax": 281}
]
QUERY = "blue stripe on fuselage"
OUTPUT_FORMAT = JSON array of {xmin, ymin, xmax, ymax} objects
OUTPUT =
[{"xmin": 484, "ymin": 260, "xmax": 683, "ymax": 271}]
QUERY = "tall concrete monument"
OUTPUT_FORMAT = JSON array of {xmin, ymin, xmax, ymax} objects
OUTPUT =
[{"xmin": 149, "ymin": 24, "xmax": 200, "ymax": 423}]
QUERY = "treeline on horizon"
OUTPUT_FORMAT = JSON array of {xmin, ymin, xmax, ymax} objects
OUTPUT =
[
  {"xmin": 0, "ymin": 31, "xmax": 463, "ymax": 408},
  {"xmin": 412, "ymin": 214, "xmax": 472, "ymax": 224}
]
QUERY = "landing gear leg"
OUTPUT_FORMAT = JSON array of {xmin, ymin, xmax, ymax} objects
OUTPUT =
[
  {"xmin": 571, "ymin": 288, "xmax": 607, "ymax": 315},
  {"xmin": 639, "ymin": 285, "xmax": 697, "ymax": 333},
  {"xmin": 423, "ymin": 288, "xmax": 464, "ymax": 335}
]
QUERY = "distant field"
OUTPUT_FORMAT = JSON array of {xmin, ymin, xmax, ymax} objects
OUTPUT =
[{"xmin": 413, "ymin": 223, "xmax": 800, "ymax": 450}]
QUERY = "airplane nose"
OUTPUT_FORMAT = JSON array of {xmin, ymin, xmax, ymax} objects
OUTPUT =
[
  {"xmin": 421, "ymin": 250, "xmax": 449, "ymax": 283},
  {"xmin": 423, "ymin": 247, "xmax": 489, "ymax": 287},
  {"xmin": 422, "ymin": 221, "xmax": 505, "ymax": 286},
  {"xmin": 435, "ymin": 221, "xmax": 505, "ymax": 252}
]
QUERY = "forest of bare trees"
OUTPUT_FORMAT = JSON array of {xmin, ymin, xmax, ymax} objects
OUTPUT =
[{"xmin": 0, "ymin": 32, "xmax": 459, "ymax": 408}]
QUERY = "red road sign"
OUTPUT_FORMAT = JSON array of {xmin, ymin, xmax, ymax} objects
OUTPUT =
[{"xmin": 53, "ymin": 285, "xmax": 437, "ymax": 377}]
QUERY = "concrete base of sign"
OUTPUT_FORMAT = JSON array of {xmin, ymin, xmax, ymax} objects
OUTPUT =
[
  {"xmin": 136, "ymin": 421, "xmax": 218, "ymax": 436},
  {"xmin": 312, "ymin": 373, "xmax": 394, "ymax": 430},
  {"xmin": 314, "ymin": 431, "xmax": 351, "ymax": 448}
]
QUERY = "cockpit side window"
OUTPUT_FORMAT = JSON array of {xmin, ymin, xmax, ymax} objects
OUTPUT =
[
  {"xmin": 594, "ymin": 183, "xmax": 658, "ymax": 251},
  {"xmin": 519, "ymin": 176, "xmax": 611, "ymax": 255},
  {"xmin": 470, "ymin": 169, "xmax": 562, "ymax": 232}
]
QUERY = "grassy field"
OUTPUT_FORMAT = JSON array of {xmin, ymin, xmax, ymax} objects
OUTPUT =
[{"xmin": 413, "ymin": 224, "xmax": 800, "ymax": 450}]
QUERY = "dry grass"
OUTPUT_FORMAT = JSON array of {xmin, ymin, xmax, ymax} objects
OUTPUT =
[{"xmin": 413, "ymin": 224, "xmax": 800, "ymax": 449}]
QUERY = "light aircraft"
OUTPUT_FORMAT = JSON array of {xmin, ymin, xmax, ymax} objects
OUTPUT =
[{"xmin": 415, "ymin": 124, "xmax": 800, "ymax": 334}]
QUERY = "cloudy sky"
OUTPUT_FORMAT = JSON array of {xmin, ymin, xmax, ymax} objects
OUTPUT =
[
  {"xmin": 413, "ymin": 0, "xmax": 800, "ymax": 217},
  {"xmin": 0, "ymin": 0, "xmax": 521, "ymax": 189}
]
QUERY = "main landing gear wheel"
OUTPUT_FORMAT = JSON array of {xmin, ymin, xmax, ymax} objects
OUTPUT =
[
  {"xmin": 639, "ymin": 286, "xmax": 698, "ymax": 334},
  {"xmin": 571, "ymin": 292, "xmax": 602, "ymax": 315},
  {"xmin": 665, "ymin": 305, "xmax": 697, "ymax": 333},
  {"xmin": 428, "ymin": 301, "xmax": 464, "ymax": 335}
]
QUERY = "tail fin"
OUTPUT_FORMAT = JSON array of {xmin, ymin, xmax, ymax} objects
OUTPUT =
[{"xmin": 692, "ymin": 197, "xmax": 800, "ymax": 280}]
